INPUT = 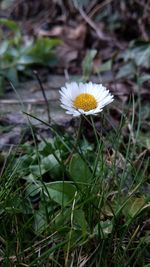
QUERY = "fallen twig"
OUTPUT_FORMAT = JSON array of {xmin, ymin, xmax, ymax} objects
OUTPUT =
[
  {"xmin": 73, "ymin": 0, "xmax": 124, "ymax": 49},
  {"xmin": 0, "ymin": 99, "xmax": 57, "ymax": 104},
  {"xmin": 73, "ymin": 0, "xmax": 111, "ymax": 41}
]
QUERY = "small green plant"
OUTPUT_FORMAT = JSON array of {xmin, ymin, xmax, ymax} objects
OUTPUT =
[
  {"xmin": 116, "ymin": 40, "xmax": 150, "ymax": 82},
  {"xmin": 0, "ymin": 18, "xmax": 62, "ymax": 94}
]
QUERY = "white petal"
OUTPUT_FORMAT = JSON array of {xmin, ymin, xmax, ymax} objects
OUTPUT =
[{"xmin": 59, "ymin": 81, "xmax": 114, "ymax": 117}]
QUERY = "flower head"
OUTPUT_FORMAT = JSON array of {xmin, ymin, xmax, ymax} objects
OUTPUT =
[{"xmin": 60, "ymin": 82, "xmax": 114, "ymax": 117}]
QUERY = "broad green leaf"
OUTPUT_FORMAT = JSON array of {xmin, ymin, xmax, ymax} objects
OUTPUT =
[
  {"xmin": 46, "ymin": 181, "xmax": 76, "ymax": 206},
  {"xmin": 42, "ymin": 154, "xmax": 59, "ymax": 171},
  {"xmin": 123, "ymin": 197, "xmax": 146, "ymax": 218},
  {"xmin": 124, "ymin": 41, "xmax": 150, "ymax": 68},
  {"xmin": 25, "ymin": 182, "xmax": 41, "ymax": 199},
  {"xmin": 29, "ymin": 154, "xmax": 61, "ymax": 178},
  {"xmin": 41, "ymin": 154, "xmax": 62, "ymax": 178},
  {"xmin": 69, "ymin": 154, "xmax": 92, "ymax": 188},
  {"xmin": 116, "ymin": 62, "xmax": 136, "ymax": 79}
]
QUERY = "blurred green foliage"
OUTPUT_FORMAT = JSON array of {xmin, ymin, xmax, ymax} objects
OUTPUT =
[
  {"xmin": 116, "ymin": 40, "xmax": 150, "ymax": 81},
  {"xmin": 0, "ymin": 18, "xmax": 62, "ymax": 94}
]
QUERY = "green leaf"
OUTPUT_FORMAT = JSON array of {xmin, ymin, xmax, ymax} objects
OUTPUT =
[
  {"xmin": 38, "ymin": 140, "xmax": 53, "ymax": 156},
  {"xmin": 41, "ymin": 154, "xmax": 61, "ymax": 178},
  {"xmin": 123, "ymin": 197, "xmax": 146, "ymax": 219},
  {"xmin": 53, "ymin": 208, "xmax": 71, "ymax": 227},
  {"xmin": 138, "ymin": 73, "xmax": 150, "ymax": 86},
  {"xmin": 29, "ymin": 154, "xmax": 61, "ymax": 178},
  {"xmin": 21, "ymin": 37, "xmax": 62, "ymax": 66},
  {"xmin": 133, "ymin": 44, "xmax": 150, "ymax": 68},
  {"xmin": 30, "ymin": 165, "xmax": 43, "ymax": 177},
  {"xmin": 97, "ymin": 59, "xmax": 112, "ymax": 73},
  {"xmin": 0, "ymin": 41, "xmax": 9, "ymax": 56},
  {"xmin": 25, "ymin": 174, "xmax": 42, "ymax": 199},
  {"xmin": 42, "ymin": 154, "xmax": 59, "ymax": 171},
  {"xmin": 137, "ymin": 132, "xmax": 150, "ymax": 149},
  {"xmin": 116, "ymin": 62, "xmax": 136, "ymax": 79},
  {"xmin": 45, "ymin": 181, "xmax": 76, "ymax": 206},
  {"xmin": 124, "ymin": 41, "xmax": 150, "ymax": 68},
  {"xmin": 64, "ymin": 229, "xmax": 83, "ymax": 250},
  {"xmin": 17, "ymin": 55, "xmax": 37, "ymax": 65},
  {"xmin": 34, "ymin": 210, "xmax": 47, "ymax": 234},
  {"xmin": 82, "ymin": 49, "xmax": 97, "ymax": 80},
  {"xmin": 69, "ymin": 154, "xmax": 92, "ymax": 188},
  {"xmin": 5, "ymin": 67, "xmax": 19, "ymax": 86},
  {"xmin": 26, "ymin": 183, "xmax": 41, "ymax": 199},
  {"xmin": 0, "ymin": 18, "xmax": 20, "ymax": 31},
  {"xmin": 73, "ymin": 209, "xmax": 88, "ymax": 237}
]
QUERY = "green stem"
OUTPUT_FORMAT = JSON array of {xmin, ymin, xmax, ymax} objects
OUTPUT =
[
  {"xmin": 74, "ymin": 115, "xmax": 84, "ymax": 148},
  {"xmin": 90, "ymin": 116, "xmax": 99, "ymax": 145},
  {"xmin": 65, "ymin": 115, "xmax": 84, "ymax": 163}
]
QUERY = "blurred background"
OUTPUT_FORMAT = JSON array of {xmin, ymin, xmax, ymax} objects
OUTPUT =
[{"xmin": 0, "ymin": 0, "xmax": 150, "ymax": 148}]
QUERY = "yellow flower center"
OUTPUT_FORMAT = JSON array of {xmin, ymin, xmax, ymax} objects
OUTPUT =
[{"xmin": 74, "ymin": 93, "xmax": 97, "ymax": 112}]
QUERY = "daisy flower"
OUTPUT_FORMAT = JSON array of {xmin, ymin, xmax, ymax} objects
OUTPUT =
[{"xmin": 59, "ymin": 82, "xmax": 114, "ymax": 117}]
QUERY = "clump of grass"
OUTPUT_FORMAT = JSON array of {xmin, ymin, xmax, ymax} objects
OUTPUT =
[{"xmin": 0, "ymin": 99, "xmax": 149, "ymax": 267}]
